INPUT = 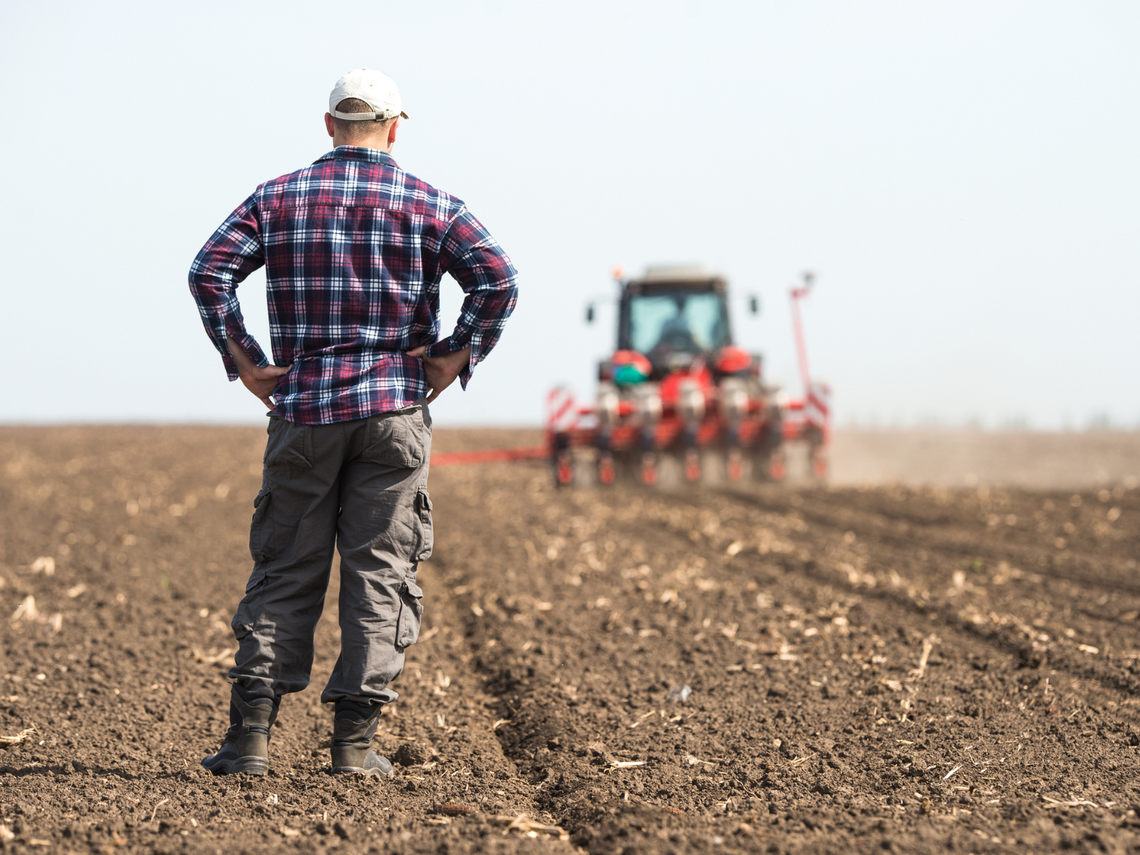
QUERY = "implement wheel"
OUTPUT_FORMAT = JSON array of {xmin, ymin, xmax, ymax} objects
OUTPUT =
[
  {"xmin": 753, "ymin": 446, "xmax": 786, "ymax": 483},
  {"xmin": 597, "ymin": 452, "xmax": 616, "ymax": 485},
  {"xmin": 811, "ymin": 445, "xmax": 828, "ymax": 480},
  {"xmin": 641, "ymin": 453, "xmax": 658, "ymax": 486},
  {"xmin": 554, "ymin": 451, "xmax": 574, "ymax": 487},
  {"xmin": 684, "ymin": 449, "xmax": 702, "ymax": 483},
  {"xmin": 726, "ymin": 448, "xmax": 744, "ymax": 481}
]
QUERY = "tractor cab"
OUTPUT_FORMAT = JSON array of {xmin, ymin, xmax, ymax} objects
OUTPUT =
[{"xmin": 617, "ymin": 268, "xmax": 732, "ymax": 377}]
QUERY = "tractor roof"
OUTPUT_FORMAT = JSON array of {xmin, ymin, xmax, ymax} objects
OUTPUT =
[{"xmin": 626, "ymin": 266, "xmax": 727, "ymax": 293}]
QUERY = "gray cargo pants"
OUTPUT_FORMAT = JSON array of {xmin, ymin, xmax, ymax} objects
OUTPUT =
[{"xmin": 228, "ymin": 402, "xmax": 432, "ymax": 706}]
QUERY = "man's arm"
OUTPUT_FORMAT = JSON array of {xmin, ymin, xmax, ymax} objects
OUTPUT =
[
  {"xmin": 419, "ymin": 207, "xmax": 518, "ymax": 394},
  {"xmin": 188, "ymin": 194, "xmax": 273, "ymax": 381}
]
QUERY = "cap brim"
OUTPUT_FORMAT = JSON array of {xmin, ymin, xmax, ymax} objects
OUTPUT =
[{"xmin": 330, "ymin": 108, "xmax": 408, "ymax": 122}]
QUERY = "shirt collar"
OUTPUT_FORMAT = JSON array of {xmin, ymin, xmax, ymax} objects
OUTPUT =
[{"xmin": 316, "ymin": 146, "xmax": 397, "ymax": 168}]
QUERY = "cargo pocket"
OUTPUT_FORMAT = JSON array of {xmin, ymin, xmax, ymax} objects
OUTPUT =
[
  {"xmin": 414, "ymin": 489, "xmax": 434, "ymax": 562},
  {"xmin": 395, "ymin": 579, "xmax": 424, "ymax": 650},
  {"xmin": 362, "ymin": 407, "xmax": 424, "ymax": 469},
  {"xmin": 249, "ymin": 487, "xmax": 275, "ymax": 563},
  {"xmin": 231, "ymin": 565, "xmax": 269, "ymax": 633}
]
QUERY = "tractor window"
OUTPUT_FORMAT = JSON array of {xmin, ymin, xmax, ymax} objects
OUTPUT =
[{"xmin": 629, "ymin": 292, "xmax": 726, "ymax": 354}]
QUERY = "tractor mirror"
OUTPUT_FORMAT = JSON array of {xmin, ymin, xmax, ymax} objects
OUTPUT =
[
  {"xmin": 586, "ymin": 304, "xmax": 595, "ymax": 323},
  {"xmin": 749, "ymin": 296, "xmax": 760, "ymax": 315}
]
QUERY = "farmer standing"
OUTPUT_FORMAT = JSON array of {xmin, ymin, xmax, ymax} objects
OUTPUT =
[{"xmin": 189, "ymin": 69, "xmax": 518, "ymax": 777}]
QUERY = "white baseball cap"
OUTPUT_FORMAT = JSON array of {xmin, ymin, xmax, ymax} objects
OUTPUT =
[{"xmin": 329, "ymin": 68, "xmax": 409, "ymax": 122}]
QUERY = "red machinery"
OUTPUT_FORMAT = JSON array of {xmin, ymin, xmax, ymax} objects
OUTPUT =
[{"xmin": 545, "ymin": 268, "xmax": 829, "ymax": 486}]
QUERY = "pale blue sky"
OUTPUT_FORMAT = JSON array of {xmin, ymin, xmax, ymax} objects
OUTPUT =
[{"xmin": 2, "ymin": 1, "xmax": 1137, "ymax": 429}]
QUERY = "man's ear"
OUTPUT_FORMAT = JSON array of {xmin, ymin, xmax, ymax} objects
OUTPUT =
[
  {"xmin": 324, "ymin": 112, "xmax": 335, "ymax": 139},
  {"xmin": 387, "ymin": 117, "xmax": 399, "ymax": 148}
]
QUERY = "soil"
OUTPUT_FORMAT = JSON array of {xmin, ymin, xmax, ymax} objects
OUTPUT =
[{"xmin": 2, "ymin": 425, "xmax": 1140, "ymax": 854}]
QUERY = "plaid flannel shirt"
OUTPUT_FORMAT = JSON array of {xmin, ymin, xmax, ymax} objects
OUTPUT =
[{"xmin": 189, "ymin": 146, "xmax": 518, "ymax": 424}]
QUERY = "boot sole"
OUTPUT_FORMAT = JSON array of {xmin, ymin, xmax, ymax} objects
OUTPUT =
[
  {"xmin": 201, "ymin": 756, "xmax": 269, "ymax": 776},
  {"xmin": 331, "ymin": 765, "xmax": 394, "ymax": 779}
]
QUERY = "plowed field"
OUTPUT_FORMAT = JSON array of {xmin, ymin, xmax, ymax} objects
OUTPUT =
[{"xmin": 2, "ymin": 426, "xmax": 1140, "ymax": 854}]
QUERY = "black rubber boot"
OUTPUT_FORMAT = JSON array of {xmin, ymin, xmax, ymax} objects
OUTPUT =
[
  {"xmin": 201, "ymin": 687, "xmax": 279, "ymax": 776},
  {"xmin": 331, "ymin": 700, "xmax": 394, "ymax": 778}
]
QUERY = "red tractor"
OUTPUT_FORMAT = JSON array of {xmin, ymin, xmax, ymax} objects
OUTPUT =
[{"xmin": 547, "ymin": 267, "xmax": 829, "ymax": 487}]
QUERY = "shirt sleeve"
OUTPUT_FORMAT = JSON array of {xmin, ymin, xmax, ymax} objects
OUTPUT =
[
  {"xmin": 187, "ymin": 193, "xmax": 270, "ymax": 381},
  {"xmin": 425, "ymin": 206, "xmax": 519, "ymax": 389}
]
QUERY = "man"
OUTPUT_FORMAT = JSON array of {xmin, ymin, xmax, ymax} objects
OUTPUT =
[{"xmin": 188, "ymin": 68, "xmax": 518, "ymax": 777}]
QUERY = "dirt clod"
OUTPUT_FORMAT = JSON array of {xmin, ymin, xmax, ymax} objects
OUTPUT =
[{"xmin": 392, "ymin": 742, "xmax": 431, "ymax": 766}]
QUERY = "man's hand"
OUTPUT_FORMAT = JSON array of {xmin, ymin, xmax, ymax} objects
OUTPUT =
[
  {"xmin": 227, "ymin": 336, "xmax": 291, "ymax": 409},
  {"xmin": 407, "ymin": 345, "xmax": 471, "ymax": 404}
]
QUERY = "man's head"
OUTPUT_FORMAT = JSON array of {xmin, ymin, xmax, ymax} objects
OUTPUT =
[{"xmin": 324, "ymin": 69, "xmax": 407, "ymax": 151}]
